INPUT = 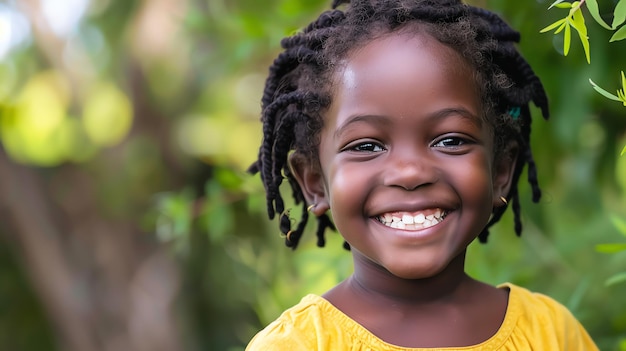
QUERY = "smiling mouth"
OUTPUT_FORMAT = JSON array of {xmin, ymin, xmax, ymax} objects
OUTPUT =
[{"xmin": 375, "ymin": 209, "xmax": 449, "ymax": 231}]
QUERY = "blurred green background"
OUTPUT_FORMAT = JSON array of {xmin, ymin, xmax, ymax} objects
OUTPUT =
[{"xmin": 0, "ymin": 0, "xmax": 625, "ymax": 350}]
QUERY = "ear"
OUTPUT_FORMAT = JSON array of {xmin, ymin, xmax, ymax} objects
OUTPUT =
[
  {"xmin": 492, "ymin": 143, "xmax": 518, "ymax": 208},
  {"xmin": 289, "ymin": 153, "xmax": 330, "ymax": 216}
]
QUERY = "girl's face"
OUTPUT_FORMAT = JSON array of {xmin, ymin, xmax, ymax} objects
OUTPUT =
[{"xmin": 297, "ymin": 32, "xmax": 514, "ymax": 280}]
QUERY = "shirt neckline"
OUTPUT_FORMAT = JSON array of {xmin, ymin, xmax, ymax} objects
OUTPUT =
[{"xmin": 302, "ymin": 282, "xmax": 520, "ymax": 350}]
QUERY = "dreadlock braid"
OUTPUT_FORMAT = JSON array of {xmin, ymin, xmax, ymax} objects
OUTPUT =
[
  {"xmin": 301, "ymin": 9, "xmax": 346, "ymax": 33},
  {"xmin": 250, "ymin": 0, "xmax": 550, "ymax": 248},
  {"xmin": 261, "ymin": 48, "xmax": 320, "ymax": 110},
  {"xmin": 254, "ymin": 93, "xmax": 296, "ymax": 218}
]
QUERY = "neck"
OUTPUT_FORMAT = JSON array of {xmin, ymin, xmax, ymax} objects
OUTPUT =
[{"xmin": 347, "ymin": 250, "xmax": 471, "ymax": 306}]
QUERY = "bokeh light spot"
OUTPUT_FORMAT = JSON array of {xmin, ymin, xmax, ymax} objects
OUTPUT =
[{"xmin": 82, "ymin": 82, "xmax": 133, "ymax": 147}]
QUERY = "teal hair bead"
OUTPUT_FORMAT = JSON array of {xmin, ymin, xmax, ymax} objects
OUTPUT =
[{"xmin": 508, "ymin": 106, "xmax": 521, "ymax": 120}]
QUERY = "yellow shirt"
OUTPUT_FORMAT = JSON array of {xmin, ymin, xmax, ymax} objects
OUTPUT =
[{"xmin": 246, "ymin": 283, "xmax": 598, "ymax": 350}]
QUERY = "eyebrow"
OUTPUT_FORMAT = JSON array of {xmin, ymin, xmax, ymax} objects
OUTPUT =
[
  {"xmin": 432, "ymin": 107, "xmax": 482, "ymax": 127},
  {"xmin": 334, "ymin": 107, "xmax": 481, "ymax": 139},
  {"xmin": 334, "ymin": 114, "xmax": 389, "ymax": 139}
]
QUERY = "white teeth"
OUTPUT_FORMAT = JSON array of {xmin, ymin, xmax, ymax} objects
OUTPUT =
[
  {"xmin": 414, "ymin": 213, "xmax": 425, "ymax": 224},
  {"xmin": 402, "ymin": 214, "xmax": 414, "ymax": 224},
  {"xmin": 377, "ymin": 210, "xmax": 447, "ymax": 231}
]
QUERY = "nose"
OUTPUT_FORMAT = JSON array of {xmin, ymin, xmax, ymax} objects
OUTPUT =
[{"xmin": 382, "ymin": 148, "xmax": 438, "ymax": 190}]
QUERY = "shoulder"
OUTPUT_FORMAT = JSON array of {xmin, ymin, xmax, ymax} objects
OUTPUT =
[
  {"xmin": 501, "ymin": 283, "xmax": 599, "ymax": 350},
  {"xmin": 504, "ymin": 283, "xmax": 581, "ymax": 323},
  {"xmin": 245, "ymin": 294, "xmax": 341, "ymax": 351}
]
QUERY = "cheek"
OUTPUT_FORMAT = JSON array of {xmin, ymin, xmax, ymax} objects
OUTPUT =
[
  {"xmin": 462, "ymin": 158, "xmax": 496, "ymax": 208},
  {"xmin": 326, "ymin": 163, "xmax": 367, "ymax": 216}
]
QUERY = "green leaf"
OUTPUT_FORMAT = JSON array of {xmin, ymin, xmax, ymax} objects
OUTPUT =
[
  {"xmin": 611, "ymin": 25, "xmax": 626, "ymax": 42},
  {"xmin": 613, "ymin": 0, "xmax": 626, "ymax": 29},
  {"xmin": 606, "ymin": 272, "xmax": 626, "ymax": 287},
  {"xmin": 554, "ymin": 21, "xmax": 568, "ymax": 34},
  {"xmin": 549, "ymin": 0, "xmax": 568, "ymax": 9},
  {"xmin": 555, "ymin": 2, "xmax": 573, "ymax": 9},
  {"xmin": 589, "ymin": 78, "xmax": 622, "ymax": 101},
  {"xmin": 612, "ymin": 215, "xmax": 626, "ymax": 237},
  {"xmin": 619, "ymin": 89, "xmax": 626, "ymax": 104},
  {"xmin": 596, "ymin": 243, "xmax": 626, "ymax": 253},
  {"xmin": 585, "ymin": 0, "xmax": 613, "ymax": 29},
  {"xmin": 571, "ymin": 9, "xmax": 590, "ymax": 63},
  {"xmin": 540, "ymin": 18, "xmax": 567, "ymax": 33},
  {"xmin": 564, "ymin": 23, "xmax": 572, "ymax": 55},
  {"xmin": 621, "ymin": 145, "xmax": 626, "ymax": 156}
]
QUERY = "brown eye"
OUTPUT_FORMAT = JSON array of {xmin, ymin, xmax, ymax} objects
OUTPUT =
[
  {"xmin": 433, "ymin": 137, "xmax": 467, "ymax": 148},
  {"xmin": 351, "ymin": 142, "xmax": 385, "ymax": 152}
]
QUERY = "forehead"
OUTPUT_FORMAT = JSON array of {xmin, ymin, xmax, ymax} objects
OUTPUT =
[
  {"xmin": 328, "ymin": 31, "xmax": 481, "ymax": 123},
  {"xmin": 338, "ymin": 30, "xmax": 473, "ymax": 90}
]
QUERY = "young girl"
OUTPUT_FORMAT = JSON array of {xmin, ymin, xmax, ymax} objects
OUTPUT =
[{"xmin": 247, "ymin": 0, "xmax": 598, "ymax": 349}]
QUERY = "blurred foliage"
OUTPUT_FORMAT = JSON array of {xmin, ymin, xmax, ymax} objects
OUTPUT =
[
  {"xmin": 541, "ymin": 0, "xmax": 626, "ymax": 318},
  {"xmin": 1, "ymin": 0, "xmax": 626, "ymax": 350}
]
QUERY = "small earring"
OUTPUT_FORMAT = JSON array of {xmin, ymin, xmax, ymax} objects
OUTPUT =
[
  {"xmin": 307, "ymin": 204, "xmax": 316, "ymax": 212},
  {"xmin": 500, "ymin": 196, "xmax": 508, "ymax": 205}
]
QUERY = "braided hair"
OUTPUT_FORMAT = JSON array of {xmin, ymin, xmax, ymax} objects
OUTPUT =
[{"xmin": 249, "ymin": 0, "xmax": 549, "ymax": 249}]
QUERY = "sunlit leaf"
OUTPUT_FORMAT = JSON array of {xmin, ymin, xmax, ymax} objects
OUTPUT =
[
  {"xmin": 564, "ymin": 23, "xmax": 572, "ymax": 55},
  {"xmin": 606, "ymin": 272, "xmax": 626, "ymax": 286},
  {"xmin": 553, "ymin": 1, "xmax": 572, "ymax": 9},
  {"xmin": 571, "ymin": 8, "xmax": 590, "ymax": 63},
  {"xmin": 540, "ymin": 18, "xmax": 567, "ymax": 33},
  {"xmin": 613, "ymin": 0, "xmax": 626, "ymax": 29},
  {"xmin": 589, "ymin": 78, "xmax": 621, "ymax": 101},
  {"xmin": 596, "ymin": 243, "xmax": 626, "ymax": 253},
  {"xmin": 610, "ymin": 24, "xmax": 626, "ymax": 41},
  {"xmin": 554, "ymin": 21, "xmax": 568, "ymax": 34},
  {"xmin": 548, "ymin": 0, "xmax": 567, "ymax": 9},
  {"xmin": 585, "ymin": 0, "xmax": 613, "ymax": 29},
  {"xmin": 622, "ymin": 145, "xmax": 626, "ymax": 156}
]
